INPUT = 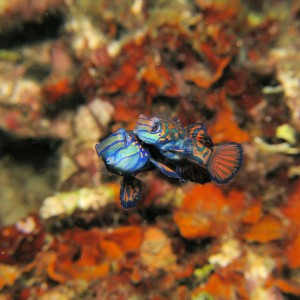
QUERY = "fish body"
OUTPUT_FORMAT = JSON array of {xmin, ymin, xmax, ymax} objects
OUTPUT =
[
  {"xmin": 95, "ymin": 128, "xmax": 181, "ymax": 209},
  {"xmin": 135, "ymin": 115, "xmax": 243, "ymax": 184},
  {"xmin": 135, "ymin": 114, "xmax": 191, "ymax": 160},
  {"xmin": 96, "ymin": 128, "xmax": 150, "ymax": 176}
]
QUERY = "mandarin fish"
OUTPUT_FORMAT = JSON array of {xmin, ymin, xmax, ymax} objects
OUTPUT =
[
  {"xmin": 134, "ymin": 114, "xmax": 191, "ymax": 160},
  {"xmin": 95, "ymin": 128, "xmax": 181, "ymax": 209},
  {"xmin": 135, "ymin": 114, "xmax": 210, "ymax": 184},
  {"xmin": 135, "ymin": 114, "xmax": 243, "ymax": 184}
]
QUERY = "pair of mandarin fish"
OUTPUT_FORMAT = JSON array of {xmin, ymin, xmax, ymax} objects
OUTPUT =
[{"xmin": 95, "ymin": 115, "xmax": 243, "ymax": 209}]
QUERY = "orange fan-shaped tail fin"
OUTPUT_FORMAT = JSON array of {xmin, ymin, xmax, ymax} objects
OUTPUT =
[{"xmin": 207, "ymin": 142, "xmax": 243, "ymax": 184}]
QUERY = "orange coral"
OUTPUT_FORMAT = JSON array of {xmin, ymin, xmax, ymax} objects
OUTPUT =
[
  {"xmin": 100, "ymin": 240, "xmax": 123, "ymax": 261},
  {"xmin": 0, "ymin": 216, "xmax": 45, "ymax": 265},
  {"xmin": 182, "ymin": 45, "xmax": 232, "ymax": 89},
  {"xmin": 243, "ymin": 215, "xmax": 284, "ymax": 243},
  {"xmin": 241, "ymin": 199, "xmax": 262, "ymax": 224},
  {"xmin": 55, "ymin": 260, "xmax": 110, "ymax": 282},
  {"xmin": 45, "ymin": 229, "xmax": 111, "ymax": 283},
  {"xmin": 102, "ymin": 39, "xmax": 146, "ymax": 95},
  {"xmin": 208, "ymin": 90, "xmax": 251, "ymax": 143},
  {"xmin": 104, "ymin": 61, "xmax": 140, "ymax": 94},
  {"xmin": 26, "ymin": 226, "xmax": 142, "ymax": 285},
  {"xmin": 285, "ymin": 234, "xmax": 300, "ymax": 269},
  {"xmin": 173, "ymin": 184, "xmax": 245, "ymax": 239},
  {"xmin": 201, "ymin": 42, "xmax": 232, "ymax": 76},
  {"xmin": 112, "ymin": 97, "xmax": 141, "ymax": 123},
  {"xmin": 104, "ymin": 226, "xmax": 143, "ymax": 253},
  {"xmin": 43, "ymin": 78, "xmax": 73, "ymax": 103},
  {"xmin": 141, "ymin": 227, "xmax": 177, "ymax": 272},
  {"xmin": 0, "ymin": 264, "xmax": 20, "ymax": 290},
  {"xmin": 196, "ymin": 0, "xmax": 241, "ymax": 23},
  {"xmin": 4, "ymin": 111, "xmax": 23, "ymax": 131},
  {"xmin": 46, "ymin": 252, "xmax": 71, "ymax": 283},
  {"xmin": 175, "ymin": 285, "xmax": 190, "ymax": 300},
  {"xmin": 142, "ymin": 56, "xmax": 179, "ymax": 97},
  {"xmin": 142, "ymin": 60, "xmax": 170, "ymax": 91},
  {"xmin": 267, "ymin": 278, "xmax": 300, "ymax": 296},
  {"xmin": 192, "ymin": 272, "xmax": 247, "ymax": 300},
  {"xmin": 225, "ymin": 69, "xmax": 248, "ymax": 97},
  {"xmin": 280, "ymin": 183, "xmax": 300, "ymax": 268},
  {"xmin": 281, "ymin": 183, "xmax": 300, "ymax": 231}
]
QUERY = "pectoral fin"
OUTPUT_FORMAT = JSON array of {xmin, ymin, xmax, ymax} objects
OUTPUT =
[
  {"xmin": 150, "ymin": 157, "xmax": 183, "ymax": 180},
  {"xmin": 120, "ymin": 176, "xmax": 142, "ymax": 209},
  {"xmin": 166, "ymin": 145, "xmax": 192, "ymax": 153}
]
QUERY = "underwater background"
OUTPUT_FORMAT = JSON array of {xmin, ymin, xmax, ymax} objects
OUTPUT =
[{"xmin": 1, "ymin": 0, "xmax": 300, "ymax": 299}]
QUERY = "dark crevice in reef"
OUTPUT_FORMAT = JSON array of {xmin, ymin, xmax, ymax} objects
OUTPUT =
[
  {"xmin": 43, "ymin": 93, "xmax": 86, "ymax": 119},
  {"xmin": 0, "ymin": 129, "xmax": 62, "ymax": 173},
  {"xmin": 0, "ymin": 12, "xmax": 65, "ymax": 49}
]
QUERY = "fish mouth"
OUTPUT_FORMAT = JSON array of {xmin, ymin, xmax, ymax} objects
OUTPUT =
[{"xmin": 106, "ymin": 156, "xmax": 115, "ymax": 165}]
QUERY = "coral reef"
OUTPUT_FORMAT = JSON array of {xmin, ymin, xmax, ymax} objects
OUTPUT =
[{"xmin": 1, "ymin": 0, "xmax": 300, "ymax": 299}]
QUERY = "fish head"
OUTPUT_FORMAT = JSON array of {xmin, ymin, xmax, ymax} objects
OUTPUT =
[
  {"xmin": 95, "ymin": 128, "xmax": 149, "ymax": 174},
  {"xmin": 135, "ymin": 114, "xmax": 163, "ymax": 145},
  {"xmin": 95, "ymin": 128, "xmax": 132, "ymax": 161}
]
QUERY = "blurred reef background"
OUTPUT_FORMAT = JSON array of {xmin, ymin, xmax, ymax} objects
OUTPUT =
[{"xmin": 1, "ymin": 0, "xmax": 300, "ymax": 299}]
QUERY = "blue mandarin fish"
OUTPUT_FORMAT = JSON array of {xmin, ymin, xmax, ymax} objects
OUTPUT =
[
  {"xmin": 95, "ymin": 128, "xmax": 181, "ymax": 209},
  {"xmin": 134, "ymin": 115, "xmax": 191, "ymax": 160},
  {"xmin": 135, "ymin": 114, "xmax": 243, "ymax": 184}
]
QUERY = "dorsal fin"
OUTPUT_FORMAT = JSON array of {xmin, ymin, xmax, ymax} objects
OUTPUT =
[
  {"xmin": 186, "ymin": 122, "xmax": 213, "ymax": 148},
  {"xmin": 154, "ymin": 113, "xmax": 185, "ymax": 130}
]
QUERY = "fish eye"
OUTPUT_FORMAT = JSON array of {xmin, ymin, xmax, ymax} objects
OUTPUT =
[
  {"xmin": 124, "ymin": 133, "xmax": 131, "ymax": 146},
  {"xmin": 152, "ymin": 123, "xmax": 159, "ymax": 132}
]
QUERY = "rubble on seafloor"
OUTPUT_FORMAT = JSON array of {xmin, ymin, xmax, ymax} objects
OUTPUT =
[{"xmin": 1, "ymin": 0, "xmax": 300, "ymax": 299}]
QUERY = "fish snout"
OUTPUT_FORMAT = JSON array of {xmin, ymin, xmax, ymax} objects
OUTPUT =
[{"xmin": 105, "ymin": 156, "xmax": 115, "ymax": 165}]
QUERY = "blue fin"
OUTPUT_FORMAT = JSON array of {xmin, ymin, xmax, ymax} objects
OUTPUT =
[
  {"xmin": 120, "ymin": 176, "xmax": 142, "ymax": 209},
  {"xmin": 186, "ymin": 123, "xmax": 213, "ymax": 147},
  {"xmin": 207, "ymin": 142, "xmax": 243, "ymax": 184},
  {"xmin": 149, "ymin": 157, "xmax": 183, "ymax": 180}
]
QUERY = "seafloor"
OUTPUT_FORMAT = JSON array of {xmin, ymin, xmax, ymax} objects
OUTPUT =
[{"xmin": 1, "ymin": 0, "xmax": 300, "ymax": 299}]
